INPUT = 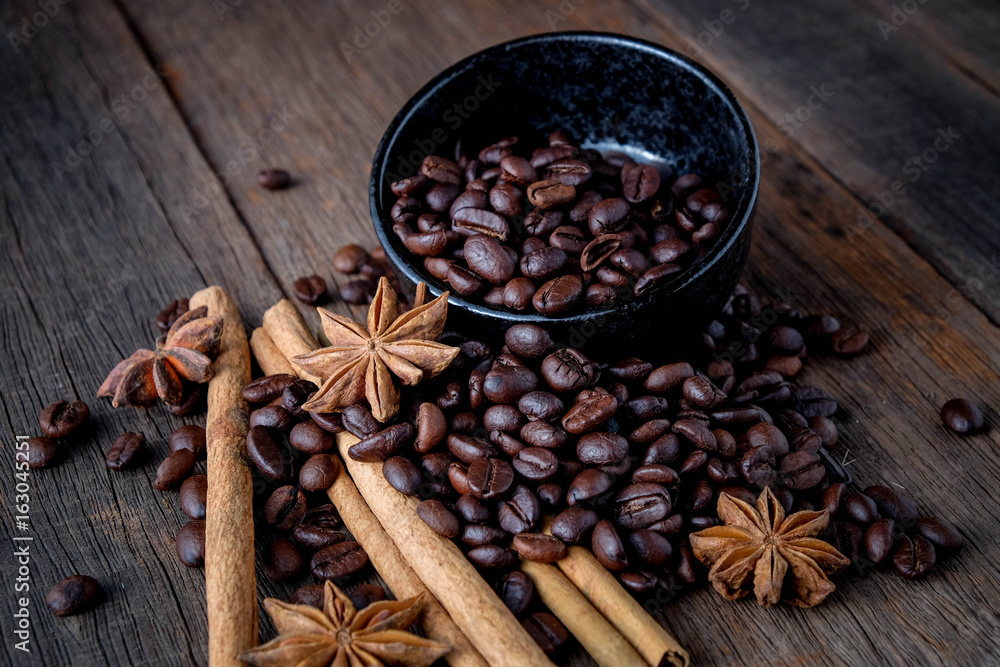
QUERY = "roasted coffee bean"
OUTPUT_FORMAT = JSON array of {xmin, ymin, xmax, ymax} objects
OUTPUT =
[
  {"xmin": 453, "ymin": 207, "xmax": 510, "ymax": 240},
  {"xmin": 242, "ymin": 374, "xmax": 297, "ymax": 404},
  {"xmin": 417, "ymin": 499, "xmax": 460, "ymax": 538},
  {"xmin": 465, "ymin": 234, "xmax": 516, "ymax": 285},
  {"xmin": 499, "ymin": 485, "xmax": 540, "ymax": 534},
  {"xmin": 631, "ymin": 463, "xmax": 679, "ymax": 486},
  {"xmin": 167, "ymin": 385, "xmax": 206, "ymax": 417},
  {"xmin": 247, "ymin": 426, "xmax": 292, "ymax": 481},
  {"xmin": 288, "ymin": 585, "xmax": 325, "ymax": 608},
  {"xmin": 483, "ymin": 405, "xmax": 526, "ymax": 433},
  {"xmin": 705, "ymin": 458, "xmax": 739, "ymax": 486},
  {"xmin": 312, "ymin": 541, "xmax": 368, "ymax": 580},
  {"xmin": 865, "ymin": 518, "xmax": 897, "ymax": 565},
  {"xmin": 789, "ymin": 428, "xmax": 823, "ymax": 454},
  {"xmin": 467, "ymin": 545, "xmax": 518, "ymax": 569},
  {"xmin": 258, "ymin": 168, "xmax": 291, "ymax": 190},
  {"xmin": 167, "ymin": 425, "xmax": 205, "ymax": 457},
  {"xmin": 524, "ymin": 209, "xmax": 564, "ymax": 237},
  {"xmin": 672, "ymin": 418, "xmax": 717, "ymax": 452},
  {"xmin": 622, "ymin": 396, "xmax": 669, "ymax": 422},
  {"xmin": 576, "ymin": 432, "xmax": 628, "ymax": 465},
  {"xmin": 27, "ymin": 436, "xmax": 60, "ymax": 469},
  {"xmin": 621, "ymin": 163, "xmax": 660, "ymax": 203},
  {"xmin": 448, "ymin": 462, "xmax": 472, "ymax": 495},
  {"xmin": 644, "ymin": 434, "xmax": 681, "ymax": 465},
  {"xmin": 915, "ymin": 517, "xmax": 964, "ymax": 551},
  {"xmin": 587, "ymin": 198, "xmax": 631, "ymax": 236},
  {"xmin": 822, "ymin": 482, "xmax": 849, "ymax": 516},
  {"xmin": 415, "ymin": 402, "xmax": 447, "ymax": 452},
  {"xmin": 293, "ymin": 275, "xmax": 327, "ymax": 305},
  {"xmin": 518, "ymin": 391, "xmax": 564, "ymax": 422},
  {"xmin": 615, "ymin": 483, "xmax": 671, "ymax": 529},
  {"xmin": 339, "ymin": 279, "xmax": 377, "ymax": 304},
  {"xmin": 845, "ymin": 493, "xmax": 879, "ymax": 525},
  {"xmin": 528, "ymin": 179, "xmax": 576, "ymax": 209},
  {"xmin": 512, "ymin": 533, "xmax": 567, "ymax": 562},
  {"xmin": 265, "ymin": 486, "xmax": 307, "ymax": 530},
  {"xmin": 609, "ymin": 248, "xmax": 649, "ymax": 277},
  {"xmin": 809, "ymin": 415, "xmax": 839, "ymax": 447},
  {"xmin": 448, "ymin": 264, "xmax": 486, "ymax": 296},
  {"xmin": 333, "ymin": 244, "xmax": 370, "ymax": 273},
  {"xmin": 592, "ymin": 519, "xmax": 628, "ymax": 571},
  {"xmin": 563, "ymin": 394, "xmax": 617, "ymax": 434},
  {"xmin": 520, "ymin": 421, "xmax": 568, "ymax": 449},
  {"xmin": 546, "ymin": 158, "xmax": 591, "ymax": 186},
  {"xmin": 513, "ymin": 447, "xmax": 560, "ymax": 481},
  {"xmin": 421, "ymin": 155, "xmax": 461, "ymax": 184},
  {"xmin": 375, "ymin": 456, "xmax": 420, "ymax": 496},
  {"xmin": 289, "ymin": 420, "xmax": 335, "ymax": 454},
  {"xmin": 682, "ymin": 375, "xmax": 726, "ymax": 409},
  {"xmin": 155, "ymin": 297, "xmax": 189, "ymax": 332},
  {"xmin": 940, "ymin": 398, "xmax": 984, "ymax": 434},
  {"xmin": 505, "ymin": 324, "xmax": 555, "ymax": 359},
  {"xmin": 462, "ymin": 524, "xmax": 508, "ymax": 548},
  {"xmin": 479, "ymin": 137, "xmax": 518, "ymax": 164},
  {"xmin": 865, "ymin": 485, "xmax": 918, "ymax": 524},
  {"xmin": 483, "ymin": 365, "xmax": 538, "ymax": 404},
  {"xmin": 455, "ymin": 494, "xmax": 491, "ymax": 523},
  {"xmin": 250, "ymin": 405, "xmax": 294, "ymax": 432},
  {"xmin": 628, "ymin": 419, "xmax": 670, "ymax": 444},
  {"xmin": 710, "ymin": 405, "xmax": 771, "ymax": 429},
  {"xmin": 678, "ymin": 449, "xmax": 709, "ymax": 476},
  {"xmin": 39, "ymin": 400, "xmax": 89, "ymax": 438},
  {"xmin": 46, "ymin": 575, "xmax": 101, "ymax": 617},
  {"xmin": 541, "ymin": 348, "xmax": 598, "ymax": 393},
  {"xmin": 533, "ymin": 274, "xmax": 583, "ymax": 315},
  {"xmin": 549, "ymin": 225, "xmax": 588, "ymax": 254},
  {"xmin": 293, "ymin": 505, "xmax": 344, "ymax": 549},
  {"xmin": 831, "ymin": 326, "xmax": 870, "ymax": 356},
  {"xmin": 467, "ymin": 457, "xmax": 515, "ymax": 499},
  {"xmin": 448, "ymin": 434, "xmax": 496, "ymax": 464},
  {"xmin": 154, "ymin": 448, "xmax": 195, "ymax": 490},
  {"xmin": 768, "ymin": 326, "xmax": 805, "ymax": 355},
  {"xmin": 179, "ymin": 475, "xmax": 207, "ymax": 520},
  {"xmin": 404, "ymin": 230, "xmax": 448, "ymax": 256},
  {"xmin": 349, "ymin": 423, "xmax": 414, "ymax": 462},
  {"xmin": 567, "ymin": 468, "xmax": 613, "ymax": 505},
  {"xmin": 795, "ymin": 386, "xmax": 837, "ymax": 418},
  {"xmin": 348, "ymin": 583, "xmax": 387, "ymax": 611},
  {"xmin": 105, "ymin": 431, "xmax": 143, "ymax": 470},
  {"xmin": 498, "ymin": 571, "xmax": 534, "ymax": 617},
  {"xmin": 521, "ymin": 247, "xmax": 569, "ymax": 282},
  {"xmin": 892, "ymin": 535, "xmax": 936, "ymax": 579},
  {"xmin": 176, "ymin": 520, "xmax": 206, "ymax": 567},
  {"xmin": 537, "ymin": 483, "xmax": 563, "ymax": 507},
  {"xmin": 263, "ymin": 540, "xmax": 302, "ymax": 581},
  {"xmin": 580, "ymin": 234, "xmax": 622, "ymax": 271},
  {"xmin": 628, "ymin": 529, "xmax": 673, "ymax": 566},
  {"xmin": 499, "ymin": 155, "xmax": 536, "ymax": 186},
  {"xmin": 282, "ymin": 380, "xmax": 317, "ymax": 419},
  {"xmin": 643, "ymin": 362, "xmax": 693, "ymax": 392},
  {"xmin": 502, "ymin": 278, "xmax": 536, "ymax": 310},
  {"xmin": 619, "ymin": 571, "xmax": 659, "ymax": 594},
  {"xmin": 779, "ymin": 450, "xmax": 825, "ymax": 490},
  {"xmin": 522, "ymin": 612, "xmax": 569, "ymax": 654},
  {"xmin": 741, "ymin": 445, "xmax": 777, "ymax": 489},
  {"xmin": 299, "ymin": 453, "xmax": 341, "ymax": 491},
  {"xmin": 341, "ymin": 404, "xmax": 380, "ymax": 439},
  {"xmin": 489, "ymin": 182, "xmax": 523, "ymax": 217}
]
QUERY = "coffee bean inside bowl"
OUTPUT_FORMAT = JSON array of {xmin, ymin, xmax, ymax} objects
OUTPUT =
[{"xmin": 388, "ymin": 130, "xmax": 730, "ymax": 316}]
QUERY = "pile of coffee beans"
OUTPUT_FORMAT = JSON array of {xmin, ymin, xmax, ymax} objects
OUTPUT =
[
  {"xmin": 330, "ymin": 244, "xmax": 397, "ymax": 305},
  {"xmin": 240, "ymin": 374, "xmax": 382, "ymax": 602},
  {"xmin": 387, "ymin": 130, "xmax": 730, "ymax": 315},
  {"xmin": 299, "ymin": 285, "xmax": 965, "ymax": 615}
]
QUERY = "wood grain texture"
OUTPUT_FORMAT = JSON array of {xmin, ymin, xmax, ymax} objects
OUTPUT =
[{"xmin": 1, "ymin": 0, "xmax": 999, "ymax": 665}]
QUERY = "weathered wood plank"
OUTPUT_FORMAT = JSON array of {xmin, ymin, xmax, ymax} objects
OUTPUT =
[
  {"xmin": 631, "ymin": 0, "xmax": 1000, "ymax": 325},
  {"xmin": 0, "ymin": 0, "xmax": 288, "ymax": 664},
  {"xmin": 113, "ymin": 0, "xmax": 1000, "ymax": 665}
]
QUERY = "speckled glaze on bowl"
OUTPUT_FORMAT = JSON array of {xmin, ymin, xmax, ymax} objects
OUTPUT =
[{"xmin": 370, "ymin": 31, "xmax": 759, "ymax": 351}]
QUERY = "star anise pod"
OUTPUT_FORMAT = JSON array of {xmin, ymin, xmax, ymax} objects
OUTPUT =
[
  {"xmin": 292, "ymin": 277, "xmax": 459, "ymax": 422},
  {"xmin": 97, "ymin": 306, "xmax": 222, "ymax": 407},
  {"xmin": 689, "ymin": 487, "xmax": 850, "ymax": 608},
  {"xmin": 239, "ymin": 580, "xmax": 450, "ymax": 667}
]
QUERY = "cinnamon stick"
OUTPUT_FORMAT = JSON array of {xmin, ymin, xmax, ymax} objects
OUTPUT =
[
  {"xmin": 327, "ymin": 473, "xmax": 487, "ymax": 667},
  {"xmin": 336, "ymin": 432, "xmax": 554, "ymax": 667},
  {"xmin": 249, "ymin": 327, "xmax": 297, "ymax": 376},
  {"xmin": 520, "ymin": 559, "xmax": 646, "ymax": 667},
  {"xmin": 189, "ymin": 286, "xmax": 256, "ymax": 666},
  {"xmin": 547, "ymin": 542, "xmax": 690, "ymax": 667},
  {"xmin": 261, "ymin": 299, "xmax": 321, "ymax": 385}
]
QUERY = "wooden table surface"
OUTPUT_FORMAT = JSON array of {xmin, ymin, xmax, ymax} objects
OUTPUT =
[{"xmin": 3, "ymin": 1, "xmax": 999, "ymax": 665}]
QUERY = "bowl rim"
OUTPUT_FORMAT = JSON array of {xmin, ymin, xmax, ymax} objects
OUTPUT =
[{"xmin": 369, "ymin": 30, "xmax": 760, "ymax": 326}]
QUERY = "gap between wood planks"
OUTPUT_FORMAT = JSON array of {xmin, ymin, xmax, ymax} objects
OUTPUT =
[{"xmin": 621, "ymin": 0, "xmax": 1000, "ymax": 333}]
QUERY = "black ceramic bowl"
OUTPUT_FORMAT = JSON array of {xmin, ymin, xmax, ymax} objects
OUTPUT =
[{"xmin": 370, "ymin": 31, "xmax": 759, "ymax": 351}]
